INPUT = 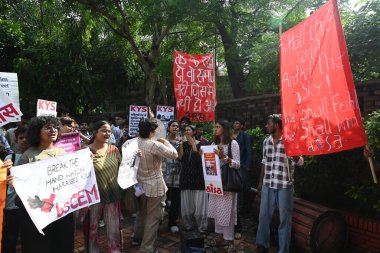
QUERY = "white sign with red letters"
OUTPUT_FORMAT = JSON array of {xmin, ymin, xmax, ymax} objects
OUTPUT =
[{"xmin": 36, "ymin": 99, "xmax": 57, "ymax": 117}]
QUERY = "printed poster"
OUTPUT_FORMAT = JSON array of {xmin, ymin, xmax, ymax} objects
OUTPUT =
[
  {"xmin": 54, "ymin": 132, "xmax": 81, "ymax": 153},
  {"xmin": 129, "ymin": 105, "xmax": 148, "ymax": 137},
  {"xmin": 280, "ymin": 0, "xmax": 366, "ymax": 156},
  {"xmin": 156, "ymin": 105, "xmax": 175, "ymax": 129},
  {"xmin": 11, "ymin": 148, "xmax": 100, "ymax": 234},
  {"xmin": 201, "ymin": 145, "xmax": 223, "ymax": 196}
]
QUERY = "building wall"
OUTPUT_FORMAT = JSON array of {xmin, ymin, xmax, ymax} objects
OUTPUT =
[{"xmin": 216, "ymin": 80, "xmax": 380, "ymax": 128}]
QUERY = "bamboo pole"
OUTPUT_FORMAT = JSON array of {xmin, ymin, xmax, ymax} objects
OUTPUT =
[{"xmin": 368, "ymin": 157, "xmax": 378, "ymax": 184}]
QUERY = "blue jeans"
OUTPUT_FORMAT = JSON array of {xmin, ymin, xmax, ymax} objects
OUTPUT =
[{"xmin": 256, "ymin": 185, "xmax": 294, "ymax": 253}]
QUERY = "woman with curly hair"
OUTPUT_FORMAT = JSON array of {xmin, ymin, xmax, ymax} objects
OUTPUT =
[{"xmin": 16, "ymin": 116, "xmax": 75, "ymax": 253}]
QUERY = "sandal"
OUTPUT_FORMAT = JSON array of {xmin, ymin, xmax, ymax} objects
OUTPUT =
[
  {"xmin": 234, "ymin": 232, "xmax": 242, "ymax": 240},
  {"xmin": 224, "ymin": 241, "xmax": 235, "ymax": 252},
  {"xmin": 208, "ymin": 234, "xmax": 224, "ymax": 246}
]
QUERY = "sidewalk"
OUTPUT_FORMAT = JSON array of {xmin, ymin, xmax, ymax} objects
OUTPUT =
[{"xmin": 73, "ymin": 211, "xmax": 278, "ymax": 253}]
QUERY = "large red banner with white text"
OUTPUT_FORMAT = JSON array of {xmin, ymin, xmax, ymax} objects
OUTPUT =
[
  {"xmin": 280, "ymin": 0, "xmax": 367, "ymax": 156},
  {"xmin": 173, "ymin": 50, "xmax": 216, "ymax": 122}
]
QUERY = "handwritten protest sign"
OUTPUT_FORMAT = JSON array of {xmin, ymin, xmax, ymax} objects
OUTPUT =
[
  {"xmin": 201, "ymin": 145, "xmax": 223, "ymax": 196},
  {"xmin": 54, "ymin": 132, "xmax": 81, "ymax": 153},
  {"xmin": 11, "ymin": 148, "xmax": 99, "ymax": 234},
  {"xmin": 0, "ymin": 72, "xmax": 20, "ymax": 110},
  {"xmin": 0, "ymin": 90, "xmax": 23, "ymax": 127},
  {"xmin": 36, "ymin": 99, "xmax": 57, "ymax": 117},
  {"xmin": 173, "ymin": 50, "xmax": 216, "ymax": 122},
  {"xmin": 280, "ymin": 0, "xmax": 367, "ymax": 156},
  {"xmin": 129, "ymin": 105, "xmax": 148, "ymax": 137},
  {"xmin": 156, "ymin": 105, "xmax": 174, "ymax": 129},
  {"xmin": 118, "ymin": 138, "xmax": 140, "ymax": 189}
]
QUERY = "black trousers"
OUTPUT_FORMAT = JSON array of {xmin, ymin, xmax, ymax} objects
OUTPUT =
[
  {"xmin": 19, "ymin": 207, "xmax": 74, "ymax": 253},
  {"xmin": 2, "ymin": 209, "xmax": 20, "ymax": 253},
  {"xmin": 167, "ymin": 187, "xmax": 181, "ymax": 227}
]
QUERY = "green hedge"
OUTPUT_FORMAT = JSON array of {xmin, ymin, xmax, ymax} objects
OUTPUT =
[{"xmin": 245, "ymin": 112, "xmax": 380, "ymax": 218}]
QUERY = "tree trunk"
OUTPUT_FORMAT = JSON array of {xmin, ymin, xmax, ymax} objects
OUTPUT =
[
  {"xmin": 216, "ymin": 22, "xmax": 245, "ymax": 98},
  {"xmin": 144, "ymin": 69, "xmax": 157, "ymax": 108}
]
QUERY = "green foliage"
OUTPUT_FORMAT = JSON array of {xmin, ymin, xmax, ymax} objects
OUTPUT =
[
  {"xmin": 364, "ymin": 109, "xmax": 380, "ymax": 149},
  {"xmin": 0, "ymin": 18, "xmax": 25, "ymax": 71},
  {"xmin": 245, "ymin": 115, "xmax": 380, "ymax": 216},
  {"xmin": 345, "ymin": 1, "xmax": 380, "ymax": 83},
  {"xmin": 342, "ymin": 109, "xmax": 380, "ymax": 214},
  {"xmin": 246, "ymin": 127, "xmax": 267, "ymax": 186},
  {"xmin": 294, "ymin": 110, "xmax": 380, "ymax": 216}
]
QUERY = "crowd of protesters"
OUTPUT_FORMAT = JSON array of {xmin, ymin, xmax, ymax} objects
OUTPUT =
[{"xmin": 0, "ymin": 108, "xmax": 377, "ymax": 253}]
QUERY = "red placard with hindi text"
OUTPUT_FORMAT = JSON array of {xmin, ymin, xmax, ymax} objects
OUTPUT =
[
  {"xmin": 280, "ymin": 0, "xmax": 366, "ymax": 156},
  {"xmin": 173, "ymin": 50, "xmax": 216, "ymax": 122}
]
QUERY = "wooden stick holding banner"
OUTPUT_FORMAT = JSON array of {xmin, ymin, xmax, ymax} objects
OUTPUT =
[
  {"xmin": 368, "ymin": 157, "xmax": 378, "ymax": 184},
  {"xmin": 364, "ymin": 145, "xmax": 378, "ymax": 184}
]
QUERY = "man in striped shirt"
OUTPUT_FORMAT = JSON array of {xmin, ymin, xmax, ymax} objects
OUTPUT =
[{"xmin": 255, "ymin": 114, "xmax": 304, "ymax": 253}]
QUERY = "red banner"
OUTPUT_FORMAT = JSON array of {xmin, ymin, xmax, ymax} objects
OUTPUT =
[
  {"xmin": 173, "ymin": 50, "xmax": 216, "ymax": 122},
  {"xmin": 280, "ymin": 0, "xmax": 367, "ymax": 156}
]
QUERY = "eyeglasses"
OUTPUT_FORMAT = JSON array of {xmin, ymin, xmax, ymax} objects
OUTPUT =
[{"xmin": 42, "ymin": 126, "xmax": 58, "ymax": 132}]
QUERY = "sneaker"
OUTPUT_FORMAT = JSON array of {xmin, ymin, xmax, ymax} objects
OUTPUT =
[
  {"xmin": 170, "ymin": 226, "xmax": 179, "ymax": 233},
  {"xmin": 131, "ymin": 237, "xmax": 141, "ymax": 246},
  {"xmin": 98, "ymin": 219, "xmax": 105, "ymax": 228}
]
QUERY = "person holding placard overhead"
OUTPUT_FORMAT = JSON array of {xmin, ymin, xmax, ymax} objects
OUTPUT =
[
  {"xmin": 13, "ymin": 116, "xmax": 74, "ymax": 253},
  {"xmin": 133, "ymin": 118, "xmax": 178, "ymax": 253},
  {"xmin": 255, "ymin": 114, "xmax": 304, "ymax": 253}
]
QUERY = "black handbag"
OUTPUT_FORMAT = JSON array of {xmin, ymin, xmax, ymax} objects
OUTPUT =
[{"xmin": 221, "ymin": 141, "xmax": 245, "ymax": 192}]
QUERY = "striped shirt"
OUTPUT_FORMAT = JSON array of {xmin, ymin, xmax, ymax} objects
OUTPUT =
[
  {"xmin": 137, "ymin": 138, "xmax": 178, "ymax": 197},
  {"xmin": 92, "ymin": 144, "xmax": 122, "ymax": 204},
  {"xmin": 262, "ymin": 135, "xmax": 303, "ymax": 189}
]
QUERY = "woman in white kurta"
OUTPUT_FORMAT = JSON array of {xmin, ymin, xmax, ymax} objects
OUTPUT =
[{"xmin": 208, "ymin": 120, "xmax": 240, "ymax": 252}]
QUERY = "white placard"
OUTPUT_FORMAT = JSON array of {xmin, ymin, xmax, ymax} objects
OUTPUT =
[
  {"xmin": 129, "ymin": 105, "xmax": 148, "ymax": 137},
  {"xmin": 0, "ymin": 90, "xmax": 23, "ymax": 127},
  {"xmin": 201, "ymin": 145, "xmax": 223, "ymax": 196},
  {"xmin": 11, "ymin": 148, "xmax": 99, "ymax": 234},
  {"xmin": 36, "ymin": 99, "xmax": 57, "ymax": 117},
  {"xmin": 118, "ymin": 138, "xmax": 140, "ymax": 189},
  {"xmin": 156, "ymin": 105, "xmax": 175, "ymax": 129},
  {"xmin": 0, "ymin": 72, "xmax": 20, "ymax": 110}
]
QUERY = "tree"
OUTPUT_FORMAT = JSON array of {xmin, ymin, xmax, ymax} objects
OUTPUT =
[
  {"xmin": 345, "ymin": 0, "xmax": 380, "ymax": 82},
  {"xmin": 5, "ymin": 0, "xmax": 141, "ymax": 114},
  {"xmin": 72, "ymin": 0, "xmax": 192, "ymax": 107}
]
